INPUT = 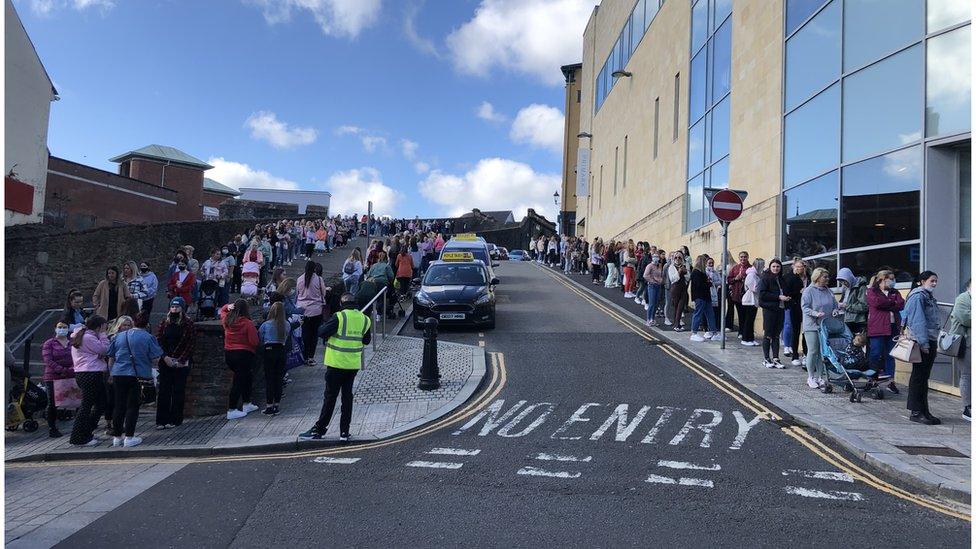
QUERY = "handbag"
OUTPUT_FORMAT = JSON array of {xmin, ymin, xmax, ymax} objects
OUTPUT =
[
  {"xmin": 937, "ymin": 312, "xmax": 965, "ymax": 358},
  {"xmin": 890, "ymin": 328, "xmax": 922, "ymax": 363},
  {"xmin": 123, "ymin": 331, "xmax": 158, "ymax": 404},
  {"xmin": 53, "ymin": 378, "xmax": 83, "ymax": 409}
]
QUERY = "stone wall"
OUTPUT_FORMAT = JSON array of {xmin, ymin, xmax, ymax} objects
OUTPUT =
[
  {"xmin": 185, "ymin": 321, "xmax": 266, "ymax": 417},
  {"xmin": 476, "ymin": 209, "xmax": 557, "ymax": 251},
  {"xmin": 219, "ymin": 199, "xmax": 302, "ymax": 220}
]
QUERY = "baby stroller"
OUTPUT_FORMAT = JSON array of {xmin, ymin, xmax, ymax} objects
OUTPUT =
[
  {"xmin": 6, "ymin": 360, "xmax": 47, "ymax": 433},
  {"xmin": 198, "ymin": 279, "xmax": 220, "ymax": 320},
  {"xmin": 819, "ymin": 317, "xmax": 883, "ymax": 402},
  {"xmin": 241, "ymin": 261, "xmax": 261, "ymax": 303}
]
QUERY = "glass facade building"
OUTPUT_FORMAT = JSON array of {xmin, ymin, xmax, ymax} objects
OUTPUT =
[{"xmin": 595, "ymin": 0, "xmax": 666, "ymax": 113}]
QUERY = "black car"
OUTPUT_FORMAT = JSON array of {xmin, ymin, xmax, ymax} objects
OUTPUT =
[{"xmin": 413, "ymin": 257, "xmax": 499, "ymax": 330}]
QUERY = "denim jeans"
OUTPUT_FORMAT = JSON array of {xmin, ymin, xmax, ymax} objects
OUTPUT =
[
  {"xmin": 646, "ymin": 284, "xmax": 661, "ymax": 321},
  {"xmin": 869, "ymin": 335, "xmax": 896, "ymax": 377},
  {"xmin": 692, "ymin": 298, "xmax": 716, "ymax": 333}
]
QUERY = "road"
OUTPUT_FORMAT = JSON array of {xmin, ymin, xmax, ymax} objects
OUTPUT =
[{"xmin": 50, "ymin": 261, "xmax": 971, "ymax": 547}]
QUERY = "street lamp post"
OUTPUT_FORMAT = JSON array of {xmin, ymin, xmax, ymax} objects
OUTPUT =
[{"xmin": 553, "ymin": 191, "xmax": 560, "ymax": 234}]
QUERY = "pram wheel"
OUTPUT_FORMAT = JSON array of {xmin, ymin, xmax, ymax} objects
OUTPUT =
[
  {"xmin": 23, "ymin": 419, "xmax": 38, "ymax": 433},
  {"xmin": 856, "ymin": 393, "xmax": 863, "ymax": 403},
  {"xmin": 874, "ymin": 388, "xmax": 885, "ymax": 400},
  {"xmin": 849, "ymin": 391, "xmax": 857, "ymax": 403},
  {"xmin": 822, "ymin": 383, "xmax": 833, "ymax": 394},
  {"xmin": 844, "ymin": 383, "xmax": 853, "ymax": 392}
]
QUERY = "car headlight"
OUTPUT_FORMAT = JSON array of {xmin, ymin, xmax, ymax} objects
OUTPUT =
[
  {"xmin": 415, "ymin": 292, "xmax": 435, "ymax": 307},
  {"xmin": 475, "ymin": 293, "xmax": 491, "ymax": 305}
]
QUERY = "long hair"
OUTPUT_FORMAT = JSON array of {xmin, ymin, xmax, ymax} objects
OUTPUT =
[
  {"xmin": 105, "ymin": 266, "xmax": 120, "ymax": 282},
  {"xmin": 109, "ymin": 315, "xmax": 134, "ymax": 337},
  {"xmin": 267, "ymin": 302, "xmax": 287, "ymax": 337},
  {"xmin": 223, "ymin": 299, "xmax": 250, "ymax": 328},
  {"xmin": 303, "ymin": 261, "xmax": 315, "ymax": 288},
  {"xmin": 71, "ymin": 315, "xmax": 107, "ymax": 348},
  {"xmin": 123, "ymin": 261, "xmax": 140, "ymax": 281},
  {"xmin": 912, "ymin": 270, "xmax": 938, "ymax": 290},
  {"xmin": 271, "ymin": 267, "xmax": 285, "ymax": 286},
  {"xmin": 694, "ymin": 254, "xmax": 708, "ymax": 273},
  {"xmin": 752, "ymin": 258, "xmax": 766, "ymax": 273},
  {"xmin": 277, "ymin": 278, "xmax": 296, "ymax": 296},
  {"xmin": 64, "ymin": 289, "xmax": 83, "ymax": 312}
]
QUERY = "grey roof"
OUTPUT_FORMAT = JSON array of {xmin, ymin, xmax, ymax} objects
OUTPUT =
[
  {"xmin": 109, "ymin": 144, "xmax": 213, "ymax": 169},
  {"xmin": 203, "ymin": 178, "xmax": 240, "ymax": 197}
]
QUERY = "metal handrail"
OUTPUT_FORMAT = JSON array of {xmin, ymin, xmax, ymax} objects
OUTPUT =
[
  {"xmin": 359, "ymin": 285, "xmax": 389, "ymax": 351},
  {"xmin": 7, "ymin": 308, "xmax": 63, "ymax": 355}
]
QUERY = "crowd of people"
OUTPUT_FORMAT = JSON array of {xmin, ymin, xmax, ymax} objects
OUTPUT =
[{"xmin": 533, "ymin": 233, "xmax": 972, "ymax": 425}]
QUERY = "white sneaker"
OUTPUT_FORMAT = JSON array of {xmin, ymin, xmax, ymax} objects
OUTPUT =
[
  {"xmin": 690, "ymin": 334, "xmax": 705, "ymax": 342},
  {"xmin": 643, "ymin": 303, "xmax": 649, "ymax": 311},
  {"xmin": 749, "ymin": 341, "xmax": 760, "ymax": 346},
  {"xmin": 624, "ymin": 292, "xmax": 635, "ymax": 298},
  {"xmin": 112, "ymin": 437, "xmax": 124, "ymax": 447},
  {"xmin": 763, "ymin": 359, "xmax": 775, "ymax": 368},
  {"xmin": 806, "ymin": 378, "xmax": 819, "ymax": 389},
  {"xmin": 227, "ymin": 409, "xmax": 247, "ymax": 420},
  {"xmin": 242, "ymin": 403, "xmax": 259, "ymax": 414},
  {"xmin": 741, "ymin": 340, "xmax": 753, "ymax": 346},
  {"xmin": 664, "ymin": 319, "xmax": 673, "ymax": 326},
  {"xmin": 791, "ymin": 359, "xmax": 802, "ymax": 367},
  {"xmin": 784, "ymin": 346, "xmax": 793, "ymax": 356},
  {"xmin": 703, "ymin": 332, "xmax": 715, "ymax": 340},
  {"xmin": 123, "ymin": 436, "xmax": 142, "ymax": 448},
  {"xmin": 773, "ymin": 359, "xmax": 785, "ymax": 369}
]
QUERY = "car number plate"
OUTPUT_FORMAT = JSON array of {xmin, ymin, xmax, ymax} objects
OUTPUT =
[{"xmin": 439, "ymin": 313, "xmax": 465, "ymax": 320}]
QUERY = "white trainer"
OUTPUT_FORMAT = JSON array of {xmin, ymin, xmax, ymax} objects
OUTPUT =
[
  {"xmin": 112, "ymin": 437, "xmax": 124, "ymax": 447},
  {"xmin": 242, "ymin": 403, "xmax": 259, "ymax": 414},
  {"xmin": 690, "ymin": 334, "xmax": 705, "ymax": 342},
  {"xmin": 123, "ymin": 436, "xmax": 142, "ymax": 448},
  {"xmin": 806, "ymin": 378, "xmax": 819, "ymax": 389},
  {"xmin": 763, "ymin": 360, "xmax": 775, "ymax": 368},
  {"xmin": 227, "ymin": 409, "xmax": 247, "ymax": 420},
  {"xmin": 703, "ymin": 332, "xmax": 715, "ymax": 340},
  {"xmin": 664, "ymin": 319, "xmax": 673, "ymax": 326},
  {"xmin": 792, "ymin": 359, "xmax": 802, "ymax": 366}
]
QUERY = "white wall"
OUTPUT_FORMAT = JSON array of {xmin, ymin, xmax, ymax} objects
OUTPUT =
[
  {"xmin": 237, "ymin": 188, "xmax": 331, "ymax": 215},
  {"xmin": 4, "ymin": 0, "xmax": 55, "ymax": 226}
]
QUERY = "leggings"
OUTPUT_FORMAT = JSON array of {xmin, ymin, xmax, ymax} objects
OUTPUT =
[
  {"xmin": 669, "ymin": 282, "xmax": 688, "ymax": 328},
  {"xmin": 111, "ymin": 376, "xmax": 141, "ymax": 438},
  {"xmin": 303, "ymin": 314, "xmax": 324, "ymax": 361},
  {"xmin": 788, "ymin": 304, "xmax": 807, "ymax": 356},
  {"xmin": 70, "ymin": 372, "xmax": 106, "ymax": 445},
  {"xmin": 263, "ymin": 344, "xmax": 285, "ymax": 405},
  {"xmin": 762, "ymin": 308, "xmax": 784, "ymax": 360},
  {"xmin": 305, "ymin": 243, "xmax": 315, "ymax": 258},
  {"xmin": 592, "ymin": 264, "xmax": 603, "ymax": 282},
  {"xmin": 622, "ymin": 266, "xmax": 635, "ymax": 293},
  {"xmin": 738, "ymin": 304, "xmax": 757, "ymax": 342},
  {"xmin": 804, "ymin": 331, "xmax": 823, "ymax": 380},
  {"xmin": 226, "ymin": 350, "xmax": 255, "ymax": 411},
  {"xmin": 44, "ymin": 381, "xmax": 59, "ymax": 431}
]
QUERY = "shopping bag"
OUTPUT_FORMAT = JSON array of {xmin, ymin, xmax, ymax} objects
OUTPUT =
[
  {"xmin": 890, "ymin": 330, "xmax": 922, "ymax": 363},
  {"xmin": 285, "ymin": 327, "xmax": 305, "ymax": 370},
  {"xmin": 53, "ymin": 378, "xmax": 83, "ymax": 408}
]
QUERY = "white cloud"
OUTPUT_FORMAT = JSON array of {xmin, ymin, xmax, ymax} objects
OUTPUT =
[
  {"xmin": 326, "ymin": 167, "xmax": 401, "ymax": 216},
  {"xmin": 30, "ymin": 0, "xmax": 114, "ymax": 15},
  {"xmin": 246, "ymin": 0, "xmax": 381, "ymax": 39},
  {"xmin": 418, "ymin": 158, "xmax": 559, "ymax": 220},
  {"xmin": 414, "ymin": 161, "xmax": 430, "ymax": 174},
  {"xmin": 510, "ymin": 104, "xmax": 564, "ymax": 154},
  {"xmin": 403, "ymin": 0, "xmax": 440, "ymax": 57},
  {"xmin": 206, "ymin": 157, "xmax": 301, "ymax": 191},
  {"xmin": 446, "ymin": 0, "xmax": 597, "ymax": 86},
  {"xmin": 400, "ymin": 139, "xmax": 419, "ymax": 160},
  {"xmin": 361, "ymin": 136, "xmax": 387, "ymax": 153},
  {"xmin": 245, "ymin": 111, "xmax": 318, "ymax": 149},
  {"xmin": 476, "ymin": 101, "xmax": 507, "ymax": 123},
  {"xmin": 335, "ymin": 125, "xmax": 388, "ymax": 153},
  {"xmin": 334, "ymin": 125, "xmax": 363, "ymax": 136}
]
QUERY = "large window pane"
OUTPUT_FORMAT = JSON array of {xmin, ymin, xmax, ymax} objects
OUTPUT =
[
  {"xmin": 844, "ymin": 0, "xmax": 924, "ymax": 71},
  {"xmin": 614, "ymin": 38, "xmax": 623, "ymax": 72},
  {"xmin": 688, "ymin": 118, "xmax": 706, "ymax": 178},
  {"xmin": 784, "ymin": 83, "xmax": 840, "ymax": 188},
  {"xmin": 926, "ymin": 26, "xmax": 971, "ymax": 137},
  {"xmin": 807, "ymin": 255, "xmax": 838, "ymax": 286},
  {"xmin": 785, "ymin": 0, "xmax": 840, "ymax": 111},
  {"xmin": 841, "ymin": 146, "xmax": 921, "ymax": 248},
  {"xmin": 711, "ymin": 18, "xmax": 732, "ymax": 103},
  {"xmin": 713, "ymin": 0, "xmax": 732, "ymax": 29},
  {"xmin": 840, "ymin": 244, "xmax": 920, "ymax": 283},
  {"xmin": 927, "ymin": 0, "xmax": 971, "ymax": 32},
  {"xmin": 689, "ymin": 49, "xmax": 707, "ymax": 123},
  {"xmin": 692, "ymin": 0, "xmax": 708, "ymax": 54},
  {"xmin": 842, "ymin": 44, "xmax": 922, "ymax": 162},
  {"xmin": 633, "ymin": 0, "xmax": 646, "ymax": 51},
  {"xmin": 784, "ymin": 170, "xmax": 839, "ymax": 259},
  {"xmin": 686, "ymin": 174, "xmax": 705, "ymax": 230},
  {"xmin": 961, "ymin": 146, "xmax": 971, "ymax": 239},
  {"xmin": 646, "ymin": 0, "xmax": 658, "ymax": 29},
  {"xmin": 787, "ymin": 0, "xmax": 829, "ymax": 36},
  {"xmin": 709, "ymin": 155, "xmax": 729, "ymax": 189},
  {"xmin": 622, "ymin": 19, "xmax": 632, "ymax": 66},
  {"xmin": 710, "ymin": 95, "xmax": 730, "ymax": 161}
]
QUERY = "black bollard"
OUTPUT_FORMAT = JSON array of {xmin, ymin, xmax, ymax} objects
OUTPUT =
[{"xmin": 418, "ymin": 317, "xmax": 441, "ymax": 390}]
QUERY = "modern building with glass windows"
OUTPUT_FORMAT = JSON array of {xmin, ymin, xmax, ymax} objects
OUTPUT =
[{"xmin": 573, "ymin": 0, "xmax": 969, "ymax": 392}]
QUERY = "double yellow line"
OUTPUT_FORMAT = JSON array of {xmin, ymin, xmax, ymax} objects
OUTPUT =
[
  {"xmin": 536, "ymin": 264, "xmax": 971, "ymax": 521},
  {"xmin": 8, "ymin": 352, "xmax": 508, "ymax": 469}
]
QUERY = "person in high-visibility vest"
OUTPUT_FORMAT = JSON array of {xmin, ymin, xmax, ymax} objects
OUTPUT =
[{"xmin": 299, "ymin": 293, "xmax": 371, "ymax": 441}]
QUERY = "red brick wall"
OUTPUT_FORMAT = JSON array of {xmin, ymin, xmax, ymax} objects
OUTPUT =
[
  {"xmin": 201, "ymin": 190, "xmax": 233, "ymax": 209},
  {"xmin": 128, "ymin": 159, "xmax": 204, "ymax": 220}
]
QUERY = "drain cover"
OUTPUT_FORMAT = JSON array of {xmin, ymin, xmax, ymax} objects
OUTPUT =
[{"xmin": 895, "ymin": 445, "xmax": 969, "ymax": 458}]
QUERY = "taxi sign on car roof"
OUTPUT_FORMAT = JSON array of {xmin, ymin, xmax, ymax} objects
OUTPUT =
[
  {"xmin": 452, "ymin": 234, "xmax": 480, "ymax": 241},
  {"xmin": 441, "ymin": 251, "xmax": 475, "ymax": 262}
]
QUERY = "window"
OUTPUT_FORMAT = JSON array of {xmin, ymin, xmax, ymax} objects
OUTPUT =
[
  {"xmin": 843, "ymin": 0, "xmax": 923, "ymax": 71},
  {"xmin": 646, "ymin": 0, "xmax": 659, "ymax": 29},
  {"xmin": 595, "ymin": 0, "xmax": 665, "ymax": 114},
  {"xmin": 783, "ymin": 170, "xmax": 839, "ymax": 259},
  {"xmin": 623, "ymin": 136, "xmax": 628, "ymax": 188},
  {"xmin": 710, "ymin": 96, "xmax": 730, "ymax": 162},
  {"xmin": 840, "ymin": 244, "xmax": 920, "ymax": 283},
  {"xmin": 673, "ymin": 73, "xmax": 680, "ymax": 141},
  {"xmin": 786, "ymin": 0, "xmax": 828, "ymax": 36},
  {"xmin": 713, "ymin": 0, "xmax": 732, "ymax": 28},
  {"xmin": 709, "ymin": 156, "xmax": 729, "ymax": 189},
  {"xmin": 841, "ymin": 146, "xmax": 921, "ymax": 248},
  {"xmin": 614, "ymin": 147, "xmax": 619, "ymax": 196},
  {"xmin": 686, "ymin": 174, "xmax": 705, "ymax": 230},
  {"xmin": 632, "ymin": 0, "xmax": 645, "ymax": 53},
  {"xmin": 842, "ymin": 44, "xmax": 922, "ymax": 162},
  {"xmin": 785, "ymin": 0, "xmax": 840, "ymax": 111},
  {"xmin": 692, "ymin": 0, "xmax": 708, "ymax": 53},
  {"xmin": 653, "ymin": 97, "xmax": 660, "ymax": 159},
  {"xmin": 784, "ymin": 83, "xmax": 840, "ymax": 188},
  {"xmin": 689, "ymin": 49, "xmax": 707, "ymax": 123},
  {"xmin": 711, "ymin": 18, "xmax": 732, "ymax": 103},
  {"xmin": 687, "ymin": 118, "xmax": 706, "ymax": 178},
  {"xmin": 926, "ymin": 25, "xmax": 971, "ymax": 137},
  {"xmin": 927, "ymin": 0, "xmax": 971, "ymax": 32}
]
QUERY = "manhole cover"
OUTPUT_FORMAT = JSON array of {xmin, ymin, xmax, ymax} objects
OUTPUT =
[{"xmin": 895, "ymin": 445, "xmax": 969, "ymax": 458}]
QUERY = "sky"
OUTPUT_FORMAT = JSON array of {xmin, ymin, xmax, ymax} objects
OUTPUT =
[{"xmin": 17, "ymin": 0, "xmax": 600, "ymax": 219}]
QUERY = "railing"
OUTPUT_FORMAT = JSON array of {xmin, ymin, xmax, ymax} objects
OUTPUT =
[
  {"xmin": 6, "ymin": 308, "xmax": 65, "ymax": 374},
  {"xmin": 359, "ymin": 285, "xmax": 389, "ymax": 351}
]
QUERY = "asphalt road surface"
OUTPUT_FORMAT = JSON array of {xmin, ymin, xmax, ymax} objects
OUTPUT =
[{"xmin": 59, "ymin": 261, "xmax": 970, "ymax": 548}]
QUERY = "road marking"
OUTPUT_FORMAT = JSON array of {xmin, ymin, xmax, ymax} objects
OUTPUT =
[
  {"xmin": 782, "ymin": 469, "xmax": 854, "ymax": 483},
  {"xmin": 645, "ymin": 474, "xmax": 714, "ymax": 488},
  {"xmin": 657, "ymin": 460, "xmax": 721, "ymax": 471},
  {"xmin": 311, "ymin": 457, "xmax": 360, "ymax": 464},
  {"xmin": 785, "ymin": 486, "xmax": 864, "ymax": 501},
  {"xmin": 406, "ymin": 460, "xmax": 464, "ymax": 470},
  {"xmin": 478, "ymin": 340, "xmax": 485, "ymax": 347},
  {"xmin": 428, "ymin": 448, "xmax": 481, "ymax": 456},
  {"xmin": 532, "ymin": 453, "xmax": 592, "ymax": 462},
  {"xmin": 516, "ymin": 466, "xmax": 581, "ymax": 479}
]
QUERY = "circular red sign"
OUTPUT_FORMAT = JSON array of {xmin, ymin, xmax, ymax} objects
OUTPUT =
[{"xmin": 711, "ymin": 189, "xmax": 743, "ymax": 222}]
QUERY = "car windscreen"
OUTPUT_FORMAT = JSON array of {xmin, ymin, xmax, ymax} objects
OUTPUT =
[
  {"xmin": 444, "ymin": 245, "xmax": 489, "ymax": 264},
  {"xmin": 423, "ymin": 264, "xmax": 487, "ymax": 286}
]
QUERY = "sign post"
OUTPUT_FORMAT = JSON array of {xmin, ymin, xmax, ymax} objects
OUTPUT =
[
  {"xmin": 367, "ymin": 200, "xmax": 373, "ymax": 238},
  {"xmin": 707, "ymin": 189, "xmax": 746, "ymax": 350}
]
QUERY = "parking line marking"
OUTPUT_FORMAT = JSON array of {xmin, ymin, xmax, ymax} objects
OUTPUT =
[
  {"xmin": 428, "ymin": 448, "xmax": 481, "ymax": 456},
  {"xmin": 406, "ymin": 461, "xmax": 464, "ymax": 469},
  {"xmin": 479, "ymin": 341, "xmax": 485, "ymax": 347},
  {"xmin": 532, "ymin": 453, "xmax": 593, "ymax": 462},
  {"xmin": 782, "ymin": 469, "xmax": 854, "ymax": 483},
  {"xmin": 657, "ymin": 460, "xmax": 721, "ymax": 471},
  {"xmin": 785, "ymin": 486, "xmax": 864, "ymax": 501},
  {"xmin": 645, "ymin": 474, "xmax": 714, "ymax": 488},
  {"xmin": 312, "ymin": 457, "xmax": 360, "ymax": 464},
  {"xmin": 516, "ymin": 466, "xmax": 582, "ymax": 479}
]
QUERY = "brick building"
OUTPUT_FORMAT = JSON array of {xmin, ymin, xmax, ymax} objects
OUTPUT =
[{"xmin": 202, "ymin": 177, "xmax": 240, "ymax": 208}]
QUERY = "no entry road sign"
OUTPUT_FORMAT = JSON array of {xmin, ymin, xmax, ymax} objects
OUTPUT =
[{"xmin": 710, "ymin": 189, "xmax": 743, "ymax": 222}]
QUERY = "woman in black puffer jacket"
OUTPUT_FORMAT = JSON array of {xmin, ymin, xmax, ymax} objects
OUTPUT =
[{"xmin": 757, "ymin": 258, "xmax": 790, "ymax": 369}]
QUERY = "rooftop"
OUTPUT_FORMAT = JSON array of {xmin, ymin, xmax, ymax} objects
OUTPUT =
[
  {"xmin": 109, "ymin": 144, "xmax": 213, "ymax": 170},
  {"xmin": 203, "ymin": 177, "xmax": 240, "ymax": 197}
]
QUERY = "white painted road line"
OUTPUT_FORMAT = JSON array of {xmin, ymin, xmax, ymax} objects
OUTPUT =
[
  {"xmin": 312, "ymin": 457, "xmax": 361, "ymax": 464},
  {"xmin": 656, "ymin": 460, "xmax": 721, "ymax": 471},
  {"xmin": 406, "ymin": 461, "xmax": 464, "ymax": 470},
  {"xmin": 532, "ymin": 453, "xmax": 593, "ymax": 462},
  {"xmin": 645, "ymin": 474, "xmax": 714, "ymax": 488},
  {"xmin": 516, "ymin": 466, "xmax": 582, "ymax": 479},
  {"xmin": 428, "ymin": 448, "xmax": 482, "ymax": 456},
  {"xmin": 785, "ymin": 486, "xmax": 865, "ymax": 501},
  {"xmin": 782, "ymin": 470, "xmax": 855, "ymax": 483}
]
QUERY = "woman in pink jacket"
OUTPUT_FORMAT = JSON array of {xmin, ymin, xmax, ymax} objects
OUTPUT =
[{"xmin": 68, "ymin": 316, "xmax": 110, "ymax": 446}]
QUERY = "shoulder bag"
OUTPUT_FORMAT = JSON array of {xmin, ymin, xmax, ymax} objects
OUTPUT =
[
  {"xmin": 889, "ymin": 327, "xmax": 922, "ymax": 363},
  {"xmin": 937, "ymin": 313, "xmax": 965, "ymax": 358},
  {"xmin": 124, "ymin": 331, "xmax": 157, "ymax": 404}
]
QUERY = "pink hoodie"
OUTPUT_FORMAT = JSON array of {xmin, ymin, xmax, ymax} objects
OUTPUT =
[{"xmin": 70, "ymin": 328, "xmax": 110, "ymax": 373}]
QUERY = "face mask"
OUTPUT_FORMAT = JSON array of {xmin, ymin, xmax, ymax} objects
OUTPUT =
[
  {"xmin": 55, "ymin": 328, "xmax": 69, "ymax": 337},
  {"xmin": 179, "ymin": 265, "xmax": 187, "ymax": 271},
  {"xmin": 222, "ymin": 250, "xmax": 229, "ymax": 256},
  {"xmin": 651, "ymin": 258, "xmax": 659, "ymax": 265},
  {"xmin": 140, "ymin": 267, "xmax": 149, "ymax": 273},
  {"xmin": 169, "ymin": 312, "xmax": 181, "ymax": 321}
]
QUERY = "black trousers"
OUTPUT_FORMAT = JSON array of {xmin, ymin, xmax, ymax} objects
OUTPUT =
[
  {"xmin": 112, "ymin": 375, "xmax": 141, "ymax": 437},
  {"xmin": 738, "ymin": 303, "xmax": 757, "ymax": 342},
  {"xmin": 314, "ymin": 367, "xmax": 358, "ymax": 435},
  {"xmin": 156, "ymin": 364, "xmax": 189, "ymax": 426},
  {"xmin": 263, "ymin": 344, "xmax": 285, "ymax": 404},
  {"xmin": 303, "ymin": 314, "xmax": 324, "ymax": 361},
  {"xmin": 45, "ymin": 381, "xmax": 58, "ymax": 430},
  {"xmin": 725, "ymin": 296, "xmax": 736, "ymax": 331},
  {"xmin": 907, "ymin": 340, "xmax": 938, "ymax": 413},
  {"xmin": 103, "ymin": 377, "xmax": 114, "ymax": 426},
  {"xmin": 226, "ymin": 350, "xmax": 255, "ymax": 410},
  {"xmin": 305, "ymin": 243, "xmax": 315, "ymax": 258},
  {"xmin": 141, "ymin": 298, "xmax": 155, "ymax": 317},
  {"xmin": 762, "ymin": 307, "xmax": 785, "ymax": 360},
  {"xmin": 70, "ymin": 372, "xmax": 106, "ymax": 445}
]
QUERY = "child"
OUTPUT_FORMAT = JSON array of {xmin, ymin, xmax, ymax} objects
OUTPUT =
[{"xmin": 841, "ymin": 332, "xmax": 870, "ymax": 372}]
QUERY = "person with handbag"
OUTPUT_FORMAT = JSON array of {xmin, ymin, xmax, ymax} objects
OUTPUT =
[
  {"xmin": 783, "ymin": 259, "xmax": 809, "ymax": 366},
  {"xmin": 259, "ymin": 302, "xmax": 300, "ymax": 416},
  {"xmin": 866, "ymin": 270, "xmax": 905, "ymax": 395},
  {"xmin": 948, "ymin": 280, "xmax": 971, "ymax": 420},
  {"xmin": 726, "ymin": 251, "xmax": 751, "ymax": 339},
  {"xmin": 903, "ymin": 271, "xmax": 942, "ymax": 425},
  {"xmin": 155, "ymin": 297, "xmax": 195, "ymax": 429},
  {"xmin": 69, "ymin": 316, "xmax": 110, "ymax": 447},
  {"xmin": 801, "ymin": 267, "xmax": 842, "ymax": 390},
  {"xmin": 42, "ymin": 322, "xmax": 76, "ymax": 438},
  {"xmin": 740, "ymin": 259, "xmax": 764, "ymax": 346},
  {"xmin": 105, "ymin": 315, "xmax": 163, "ymax": 448}
]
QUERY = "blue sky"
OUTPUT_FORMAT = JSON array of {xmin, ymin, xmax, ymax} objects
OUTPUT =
[{"xmin": 18, "ymin": 0, "xmax": 599, "ymax": 219}]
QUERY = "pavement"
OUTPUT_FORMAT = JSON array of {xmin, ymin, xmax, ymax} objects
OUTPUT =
[
  {"xmin": 551, "ymin": 263, "xmax": 972, "ymax": 500},
  {"xmin": 22, "ymin": 260, "xmax": 969, "ymax": 548}
]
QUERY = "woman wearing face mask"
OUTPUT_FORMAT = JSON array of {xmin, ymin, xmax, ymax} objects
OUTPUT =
[
  {"xmin": 167, "ymin": 259, "xmax": 196, "ymax": 306},
  {"xmin": 643, "ymin": 251, "xmax": 664, "ymax": 326},
  {"xmin": 69, "ymin": 316, "xmax": 110, "ymax": 446},
  {"xmin": 155, "ymin": 297, "xmax": 195, "ymax": 429},
  {"xmin": 866, "ymin": 270, "xmax": 904, "ymax": 395},
  {"xmin": 42, "ymin": 322, "xmax": 75, "ymax": 438},
  {"xmin": 93, "ymin": 266, "xmax": 131, "ymax": 322},
  {"xmin": 137, "ymin": 262, "xmax": 158, "ymax": 317},
  {"xmin": 903, "ymin": 271, "xmax": 942, "ymax": 425}
]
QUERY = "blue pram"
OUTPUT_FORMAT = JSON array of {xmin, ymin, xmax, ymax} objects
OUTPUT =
[{"xmin": 819, "ymin": 317, "xmax": 883, "ymax": 402}]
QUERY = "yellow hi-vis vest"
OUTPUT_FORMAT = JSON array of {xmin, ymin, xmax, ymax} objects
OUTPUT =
[{"xmin": 324, "ymin": 309, "xmax": 371, "ymax": 370}]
